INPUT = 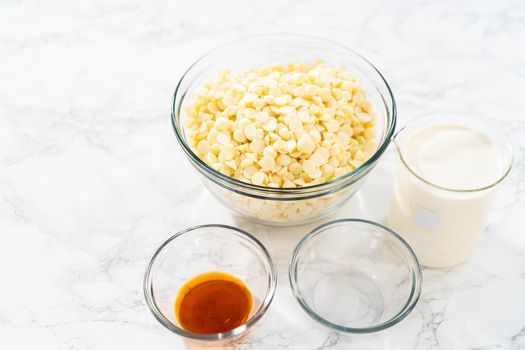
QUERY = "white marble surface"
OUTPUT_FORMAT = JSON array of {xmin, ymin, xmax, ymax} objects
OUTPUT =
[{"xmin": 1, "ymin": 0, "xmax": 525, "ymax": 349}]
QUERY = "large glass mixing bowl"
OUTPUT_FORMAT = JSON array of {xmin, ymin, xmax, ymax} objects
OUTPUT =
[{"xmin": 172, "ymin": 34, "xmax": 396, "ymax": 226}]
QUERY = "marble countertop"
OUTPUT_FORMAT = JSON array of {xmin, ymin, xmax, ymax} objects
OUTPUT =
[{"xmin": 1, "ymin": 0, "xmax": 525, "ymax": 349}]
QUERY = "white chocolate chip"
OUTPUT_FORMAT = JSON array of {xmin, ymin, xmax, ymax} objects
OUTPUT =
[
  {"xmin": 252, "ymin": 172, "xmax": 266, "ymax": 185},
  {"xmin": 197, "ymin": 140, "xmax": 210, "ymax": 154},
  {"xmin": 259, "ymin": 155, "xmax": 276, "ymax": 171}
]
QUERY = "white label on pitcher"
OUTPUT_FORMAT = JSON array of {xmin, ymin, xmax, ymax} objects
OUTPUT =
[{"xmin": 415, "ymin": 206, "xmax": 438, "ymax": 230}]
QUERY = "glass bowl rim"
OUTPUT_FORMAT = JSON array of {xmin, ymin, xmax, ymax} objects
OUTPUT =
[
  {"xmin": 393, "ymin": 111, "xmax": 514, "ymax": 193},
  {"xmin": 289, "ymin": 218, "xmax": 423, "ymax": 333},
  {"xmin": 143, "ymin": 224, "xmax": 278, "ymax": 341},
  {"xmin": 171, "ymin": 33, "xmax": 397, "ymax": 195}
]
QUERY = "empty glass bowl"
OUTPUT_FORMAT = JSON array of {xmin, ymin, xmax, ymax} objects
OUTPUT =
[
  {"xmin": 144, "ymin": 224, "xmax": 277, "ymax": 341},
  {"xmin": 289, "ymin": 219, "xmax": 422, "ymax": 333}
]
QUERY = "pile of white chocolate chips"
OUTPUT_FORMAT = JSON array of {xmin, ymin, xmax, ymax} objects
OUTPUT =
[{"xmin": 184, "ymin": 61, "xmax": 377, "ymax": 188}]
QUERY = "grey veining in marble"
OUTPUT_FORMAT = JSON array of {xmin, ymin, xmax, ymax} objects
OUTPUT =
[{"xmin": 1, "ymin": 0, "xmax": 525, "ymax": 349}]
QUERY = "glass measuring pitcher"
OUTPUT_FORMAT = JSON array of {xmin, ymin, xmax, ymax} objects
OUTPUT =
[{"xmin": 387, "ymin": 112, "xmax": 513, "ymax": 268}]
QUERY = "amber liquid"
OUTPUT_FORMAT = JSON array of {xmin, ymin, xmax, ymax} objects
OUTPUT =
[{"xmin": 174, "ymin": 272, "xmax": 253, "ymax": 334}]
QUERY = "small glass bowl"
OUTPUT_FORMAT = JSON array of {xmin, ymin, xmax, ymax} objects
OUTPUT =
[
  {"xmin": 289, "ymin": 219, "xmax": 422, "ymax": 333},
  {"xmin": 144, "ymin": 224, "xmax": 277, "ymax": 341}
]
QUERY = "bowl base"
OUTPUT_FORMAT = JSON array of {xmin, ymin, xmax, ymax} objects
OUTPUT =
[{"xmin": 311, "ymin": 269, "xmax": 384, "ymax": 328}]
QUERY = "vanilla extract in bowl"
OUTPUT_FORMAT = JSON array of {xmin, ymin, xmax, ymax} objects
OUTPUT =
[{"xmin": 175, "ymin": 271, "xmax": 253, "ymax": 334}]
